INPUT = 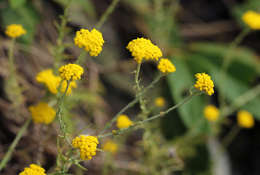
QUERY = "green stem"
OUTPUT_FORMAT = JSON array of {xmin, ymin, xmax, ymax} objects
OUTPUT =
[
  {"xmin": 222, "ymin": 124, "xmax": 241, "ymax": 148},
  {"xmin": 99, "ymin": 74, "xmax": 163, "ymax": 134},
  {"xmin": 187, "ymin": 84, "xmax": 260, "ymax": 137},
  {"xmin": 54, "ymin": 0, "xmax": 72, "ymax": 70},
  {"xmin": 98, "ymin": 92, "xmax": 200, "ymax": 138},
  {"xmin": 221, "ymin": 84, "xmax": 260, "ymax": 119},
  {"xmin": 8, "ymin": 38, "xmax": 16, "ymax": 75},
  {"xmin": 0, "ymin": 118, "xmax": 31, "ymax": 171},
  {"xmin": 135, "ymin": 63, "xmax": 148, "ymax": 116},
  {"xmin": 219, "ymin": 28, "xmax": 251, "ymax": 110},
  {"xmin": 56, "ymin": 80, "xmax": 71, "ymax": 143},
  {"xmin": 75, "ymin": 50, "xmax": 87, "ymax": 65},
  {"xmin": 95, "ymin": 0, "xmax": 120, "ymax": 29}
]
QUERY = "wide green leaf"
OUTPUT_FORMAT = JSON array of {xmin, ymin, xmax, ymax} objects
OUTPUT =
[{"xmin": 167, "ymin": 57, "xmax": 210, "ymax": 133}]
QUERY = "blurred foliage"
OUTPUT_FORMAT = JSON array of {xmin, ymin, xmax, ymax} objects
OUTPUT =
[
  {"xmin": 0, "ymin": 0, "xmax": 260, "ymax": 174},
  {"xmin": 0, "ymin": 0, "xmax": 39, "ymax": 43}
]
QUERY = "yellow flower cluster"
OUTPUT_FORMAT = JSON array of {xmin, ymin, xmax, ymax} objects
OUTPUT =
[
  {"xmin": 59, "ymin": 64, "xmax": 84, "ymax": 81},
  {"xmin": 72, "ymin": 135, "xmax": 99, "ymax": 160},
  {"xmin": 36, "ymin": 69, "xmax": 77, "ymax": 95},
  {"xmin": 154, "ymin": 97, "xmax": 166, "ymax": 107},
  {"xmin": 103, "ymin": 140, "xmax": 118, "ymax": 154},
  {"xmin": 194, "ymin": 73, "xmax": 214, "ymax": 96},
  {"xmin": 203, "ymin": 105, "xmax": 219, "ymax": 122},
  {"xmin": 237, "ymin": 110, "xmax": 254, "ymax": 128},
  {"xmin": 5, "ymin": 24, "xmax": 26, "ymax": 38},
  {"xmin": 29, "ymin": 102, "xmax": 56, "ymax": 124},
  {"xmin": 116, "ymin": 114, "xmax": 133, "ymax": 129},
  {"xmin": 127, "ymin": 38, "xmax": 176, "ymax": 74},
  {"xmin": 126, "ymin": 37, "xmax": 162, "ymax": 63},
  {"xmin": 74, "ymin": 28, "xmax": 104, "ymax": 56},
  {"xmin": 157, "ymin": 58, "xmax": 176, "ymax": 74},
  {"xmin": 242, "ymin": 11, "xmax": 260, "ymax": 30},
  {"xmin": 19, "ymin": 164, "xmax": 46, "ymax": 175}
]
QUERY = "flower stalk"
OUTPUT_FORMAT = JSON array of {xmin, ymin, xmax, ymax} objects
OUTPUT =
[{"xmin": 99, "ymin": 91, "xmax": 200, "ymax": 138}]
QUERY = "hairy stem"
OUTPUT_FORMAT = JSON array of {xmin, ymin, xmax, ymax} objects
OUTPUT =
[
  {"xmin": 54, "ymin": 0, "xmax": 72, "ymax": 70},
  {"xmin": 99, "ymin": 74, "xmax": 163, "ymax": 134},
  {"xmin": 99, "ymin": 91, "xmax": 200, "ymax": 138},
  {"xmin": 56, "ymin": 80, "xmax": 71, "ymax": 143}
]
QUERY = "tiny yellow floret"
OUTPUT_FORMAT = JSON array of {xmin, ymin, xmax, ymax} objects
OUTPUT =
[
  {"xmin": 194, "ymin": 73, "xmax": 214, "ymax": 96},
  {"xmin": 29, "ymin": 102, "xmax": 56, "ymax": 124},
  {"xmin": 203, "ymin": 105, "xmax": 219, "ymax": 122},
  {"xmin": 237, "ymin": 110, "xmax": 254, "ymax": 128},
  {"xmin": 126, "ymin": 37, "xmax": 162, "ymax": 63},
  {"xmin": 5, "ymin": 24, "xmax": 26, "ymax": 38},
  {"xmin": 154, "ymin": 97, "xmax": 166, "ymax": 107},
  {"xmin": 103, "ymin": 140, "xmax": 118, "ymax": 154},
  {"xmin": 72, "ymin": 135, "xmax": 99, "ymax": 160},
  {"xmin": 19, "ymin": 164, "xmax": 46, "ymax": 175},
  {"xmin": 116, "ymin": 114, "xmax": 133, "ymax": 129},
  {"xmin": 157, "ymin": 58, "xmax": 176, "ymax": 73},
  {"xmin": 242, "ymin": 11, "xmax": 260, "ymax": 30},
  {"xmin": 36, "ymin": 69, "xmax": 77, "ymax": 95},
  {"xmin": 74, "ymin": 28, "xmax": 104, "ymax": 56},
  {"xmin": 59, "ymin": 64, "xmax": 84, "ymax": 81}
]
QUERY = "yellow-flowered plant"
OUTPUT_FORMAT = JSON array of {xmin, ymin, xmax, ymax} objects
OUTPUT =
[
  {"xmin": 237, "ymin": 110, "xmax": 254, "ymax": 128},
  {"xmin": 36, "ymin": 69, "xmax": 77, "ymax": 95},
  {"xmin": 116, "ymin": 114, "xmax": 133, "ymax": 129},
  {"xmin": 59, "ymin": 63, "xmax": 84, "ymax": 81},
  {"xmin": 19, "ymin": 164, "xmax": 46, "ymax": 175},
  {"xmin": 154, "ymin": 97, "xmax": 166, "ymax": 107},
  {"xmin": 5, "ymin": 24, "xmax": 26, "ymax": 38},
  {"xmin": 103, "ymin": 140, "xmax": 118, "ymax": 154},
  {"xmin": 74, "ymin": 28, "xmax": 104, "ymax": 56},
  {"xmin": 203, "ymin": 105, "xmax": 219, "ymax": 122},
  {"xmin": 194, "ymin": 73, "xmax": 214, "ymax": 96},
  {"xmin": 29, "ymin": 102, "xmax": 56, "ymax": 124},
  {"xmin": 126, "ymin": 37, "xmax": 162, "ymax": 63},
  {"xmin": 157, "ymin": 58, "xmax": 176, "ymax": 74},
  {"xmin": 242, "ymin": 11, "xmax": 260, "ymax": 30},
  {"xmin": 72, "ymin": 135, "xmax": 99, "ymax": 160}
]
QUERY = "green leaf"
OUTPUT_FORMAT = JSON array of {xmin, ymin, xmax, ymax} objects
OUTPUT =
[
  {"xmin": 9, "ymin": 0, "xmax": 26, "ymax": 9},
  {"xmin": 186, "ymin": 54, "xmax": 260, "ymax": 119},
  {"xmin": 189, "ymin": 42, "xmax": 260, "ymax": 83},
  {"xmin": 167, "ymin": 57, "xmax": 210, "ymax": 133}
]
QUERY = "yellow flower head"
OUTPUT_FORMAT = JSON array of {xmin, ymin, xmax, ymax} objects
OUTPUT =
[
  {"xmin": 103, "ymin": 140, "xmax": 118, "ymax": 154},
  {"xmin": 36, "ymin": 69, "xmax": 77, "ymax": 95},
  {"xmin": 203, "ymin": 105, "xmax": 219, "ymax": 122},
  {"xmin": 74, "ymin": 28, "xmax": 104, "ymax": 56},
  {"xmin": 242, "ymin": 11, "xmax": 260, "ymax": 30},
  {"xmin": 126, "ymin": 37, "xmax": 162, "ymax": 63},
  {"xmin": 19, "ymin": 164, "xmax": 46, "ymax": 175},
  {"xmin": 237, "ymin": 110, "xmax": 254, "ymax": 128},
  {"xmin": 154, "ymin": 97, "xmax": 166, "ymax": 107},
  {"xmin": 29, "ymin": 102, "xmax": 56, "ymax": 124},
  {"xmin": 72, "ymin": 135, "xmax": 99, "ymax": 160},
  {"xmin": 194, "ymin": 73, "xmax": 214, "ymax": 96},
  {"xmin": 59, "ymin": 64, "xmax": 84, "ymax": 81},
  {"xmin": 116, "ymin": 114, "xmax": 133, "ymax": 129},
  {"xmin": 157, "ymin": 58, "xmax": 176, "ymax": 74},
  {"xmin": 5, "ymin": 24, "xmax": 26, "ymax": 38}
]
